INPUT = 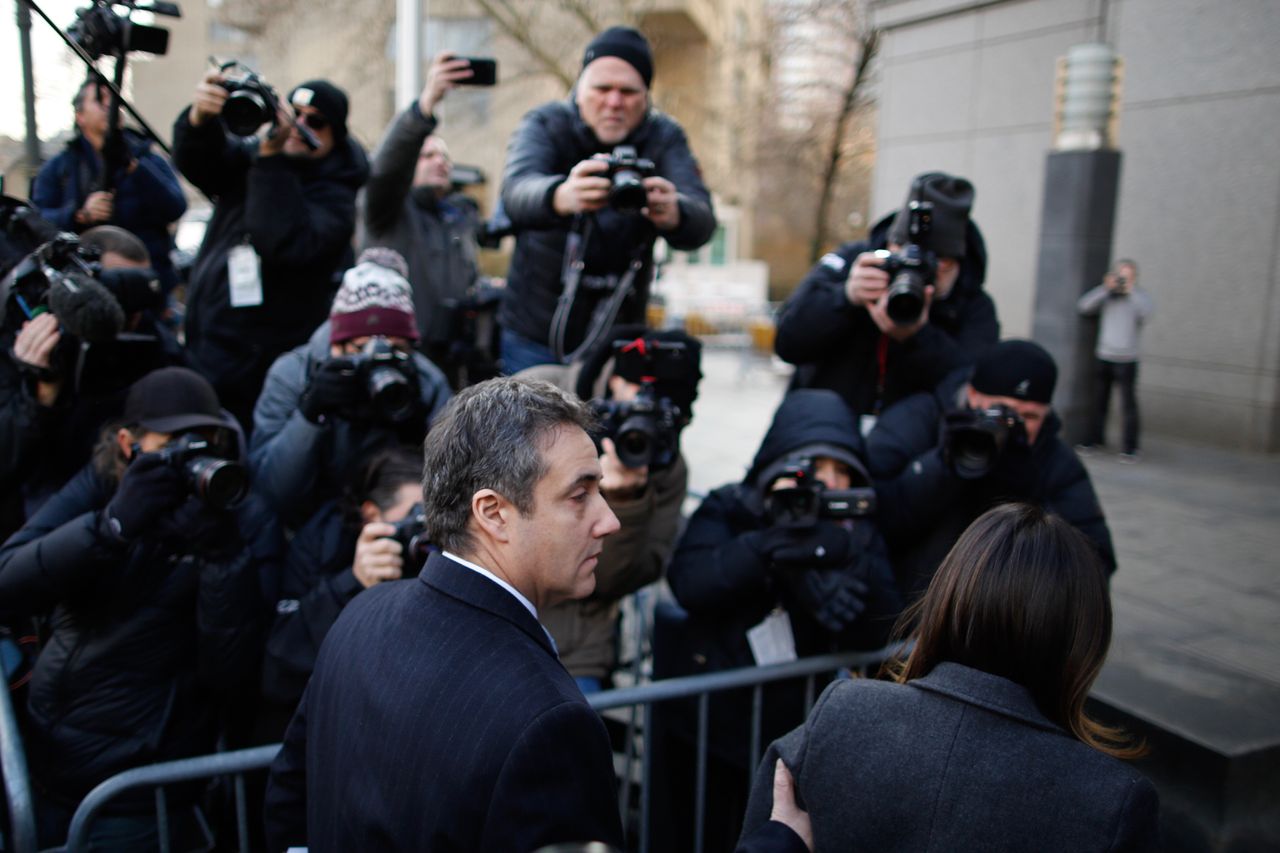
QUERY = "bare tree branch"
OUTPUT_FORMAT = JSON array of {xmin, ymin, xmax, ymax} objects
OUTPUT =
[{"xmin": 470, "ymin": 0, "xmax": 576, "ymax": 88}]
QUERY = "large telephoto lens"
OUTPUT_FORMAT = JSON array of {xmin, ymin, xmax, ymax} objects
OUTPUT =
[{"xmin": 186, "ymin": 457, "xmax": 249, "ymax": 509}]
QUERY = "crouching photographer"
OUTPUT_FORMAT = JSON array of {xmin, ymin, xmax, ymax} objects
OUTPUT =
[
  {"xmin": 0, "ymin": 367, "xmax": 279, "ymax": 850},
  {"xmin": 651, "ymin": 389, "xmax": 902, "ymax": 853},
  {"xmin": 519, "ymin": 325, "xmax": 702, "ymax": 693},
  {"xmin": 259, "ymin": 446, "xmax": 426, "ymax": 732},
  {"xmin": 251, "ymin": 250, "xmax": 451, "ymax": 528},
  {"xmin": 867, "ymin": 339, "xmax": 1116, "ymax": 598}
]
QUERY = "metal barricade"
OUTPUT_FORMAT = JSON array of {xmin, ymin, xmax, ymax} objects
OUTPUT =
[
  {"xmin": 1, "ymin": 674, "xmax": 37, "ymax": 853},
  {"xmin": 36, "ymin": 646, "xmax": 903, "ymax": 853}
]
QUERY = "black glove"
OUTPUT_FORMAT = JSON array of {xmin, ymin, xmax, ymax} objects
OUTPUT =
[
  {"xmin": 782, "ymin": 568, "xmax": 870, "ymax": 634},
  {"xmin": 766, "ymin": 521, "xmax": 858, "ymax": 570},
  {"xmin": 154, "ymin": 496, "xmax": 240, "ymax": 556},
  {"xmin": 299, "ymin": 357, "xmax": 363, "ymax": 423},
  {"xmin": 103, "ymin": 452, "xmax": 187, "ymax": 540}
]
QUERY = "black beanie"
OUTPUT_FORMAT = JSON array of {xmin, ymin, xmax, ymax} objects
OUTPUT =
[
  {"xmin": 971, "ymin": 340, "xmax": 1058, "ymax": 404},
  {"xmin": 289, "ymin": 80, "xmax": 349, "ymax": 140},
  {"xmin": 582, "ymin": 26, "xmax": 654, "ymax": 87},
  {"xmin": 887, "ymin": 171, "xmax": 974, "ymax": 259}
]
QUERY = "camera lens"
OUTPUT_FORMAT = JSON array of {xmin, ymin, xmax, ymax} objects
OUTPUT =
[
  {"xmin": 886, "ymin": 273, "xmax": 926, "ymax": 324},
  {"xmin": 222, "ymin": 90, "xmax": 271, "ymax": 137},
  {"xmin": 608, "ymin": 169, "xmax": 648, "ymax": 212},
  {"xmin": 186, "ymin": 457, "xmax": 248, "ymax": 509},
  {"xmin": 367, "ymin": 366, "xmax": 415, "ymax": 423}
]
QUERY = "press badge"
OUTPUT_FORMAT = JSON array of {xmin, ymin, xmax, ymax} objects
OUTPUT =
[
  {"xmin": 227, "ymin": 243, "xmax": 263, "ymax": 307},
  {"xmin": 747, "ymin": 608, "xmax": 798, "ymax": 666}
]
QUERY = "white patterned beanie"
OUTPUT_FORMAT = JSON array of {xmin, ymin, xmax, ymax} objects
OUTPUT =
[{"xmin": 329, "ymin": 248, "xmax": 418, "ymax": 344}]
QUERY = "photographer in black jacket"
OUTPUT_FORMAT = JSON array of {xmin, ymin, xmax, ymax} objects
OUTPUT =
[
  {"xmin": 775, "ymin": 172, "xmax": 998, "ymax": 425},
  {"xmin": 867, "ymin": 339, "xmax": 1115, "ymax": 598},
  {"xmin": 498, "ymin": 26, "xmax": 716, "ymax": 371},
  {"xmin": 173, "ymin": 71, "xmax": 369, "ymax": 431},
  {"xmin": 0, "ymin": 367, "xmax": 279, "ymax": 849}
]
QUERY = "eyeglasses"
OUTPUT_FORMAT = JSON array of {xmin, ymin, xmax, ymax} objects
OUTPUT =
[{"xmin": 296, "ymin": 111, "xmax": 330, "ymax": 131}]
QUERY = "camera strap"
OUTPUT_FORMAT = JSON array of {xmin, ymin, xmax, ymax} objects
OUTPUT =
[{"xmin": 549, "ymin": 215, "xmax": 646, "ymax": 364}]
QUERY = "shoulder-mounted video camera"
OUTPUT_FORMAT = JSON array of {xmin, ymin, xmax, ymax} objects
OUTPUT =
[
  {"xmin": 599, "ymin": 146, "xmax": 656, "ymax": 213},
  {"xmin": 875, "ymin": 191, "xmax": 938, "ymax": 325},
  {"xmin": 68, "ymin": 0, "xmax": 179, "ymax": 61},
  {"xmin": 764, "ymin": 457, "xmax": 876, "ymax": 529},
  {"xmin": 943, "ymin": 404, "xmax": 1026, "ymax": 480},
  {"xmin": 590, "ymin": 336, "xmax": 692, "ymax": 470}
]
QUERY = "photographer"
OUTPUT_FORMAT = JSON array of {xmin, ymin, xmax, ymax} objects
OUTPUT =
[
  {"xmin": 519, "ymin": 325, "xmax": 702, "ymax": 693},
  {"xmin": 0, "ymin": 367, "xmax": 279, "ymax": 849},
  {"xmin": 361, "ymin": 54, "xmax": 489, "ymax": 382},
  {"xmin": 173, "ymin": 69, "xmax": 369, "ymax": 431},
  {"xmin": 775, "ymin": 172, "xmax": 998, "ymax": 423},
  {"xmin": 498, "ymin": 26, "xmax": 716, "ymax": 371},
  {"xmin": 867, "ymin": 339, "xmax": 1115, "ymax": 597},
  {"xmin": 260, "ymin": 447, "xmax": 423, "ymax": 729},
  {"xmin": 250, "ymin": 250, "xmax": 450, "ymax": 528},
  {"xmin": 1077, "ymin": 259, "xmax": 1154, "ymax": 461},
  {"xmin": 32, "ymin": 79, "xmax": 187, "ymax": 296},
  {"xmin": 652, "ymin": 389, "xmax": 902, "ymax": 852}
]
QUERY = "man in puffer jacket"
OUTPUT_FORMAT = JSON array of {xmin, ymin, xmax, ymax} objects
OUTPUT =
[
  {"xmin": 775, "ymin": 172, "xmax": 999, "ymax": 423},
  {"xmin": 0, "ymin": 367, "xmax": 280, "ymax": 849},
  {"xmin": 250, "ymin": 250, "xmax": 450, "ymax": 529}
]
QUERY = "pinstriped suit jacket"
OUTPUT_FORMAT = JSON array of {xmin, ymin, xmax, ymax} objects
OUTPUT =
[{"xmin": 265, "ymin": 552, "xmax": 624, "ymax": 852}]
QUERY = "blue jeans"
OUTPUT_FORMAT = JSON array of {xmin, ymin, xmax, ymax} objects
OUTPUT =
[{"xmin": 501, "ymin": 329, "xmax": 558, "ymax": 375}]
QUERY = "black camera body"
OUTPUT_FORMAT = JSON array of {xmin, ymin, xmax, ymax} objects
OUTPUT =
[
  {"xmin": 155, "ymin": 433, "xmax": 247, "ymax": 509},
  {"xmin": 943, "ymin": 404, "xmax": 1025, "ymax": 480},
  {"xmin": 69, "ymin": 0, "xmax": 178, "ymax": 61},
  {"xmin": 329, "ymin": 338, "xmax": 420, "ymax": 425},
  {"xmin": 590, "ymin": 338, "xmax": 694, "ymax": 470},
  {"xmin": 600, "ymin": 146, "xmax": 656, "ymax": 213},
  {"xmin": 877, "ymin": 199, "xmax": 937, "ymax": 325},
  {"xmin": 219, "ymin": 65, "xmax": 284, "ymax": 138},
  {"xmin": 764, "ymin": 459, "xmax": 876, "ymax": 529},
  {"xmin": 386, "ymin": 503, "xmax": 430, "ymax": 576}
]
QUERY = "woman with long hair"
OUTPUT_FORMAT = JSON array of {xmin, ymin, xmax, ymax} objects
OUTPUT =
[{"xmin": 738, "ymin": 501, "xmax": 1158, "ymax": 852}]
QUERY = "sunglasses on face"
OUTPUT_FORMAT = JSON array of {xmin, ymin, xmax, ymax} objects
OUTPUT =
[{"xmin": 295, "ymin": 111, "xmax": 330, "ymax": 131}]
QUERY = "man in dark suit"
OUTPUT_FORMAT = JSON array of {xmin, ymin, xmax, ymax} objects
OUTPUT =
[{"xmin": 264, "ymin": 377, "xmax": 624, "ymax": 852}]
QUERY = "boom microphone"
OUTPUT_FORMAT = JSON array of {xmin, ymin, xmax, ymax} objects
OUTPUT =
[{"xmin": 47, "ymin": 270, "xmax": 125, "ymax": 342}]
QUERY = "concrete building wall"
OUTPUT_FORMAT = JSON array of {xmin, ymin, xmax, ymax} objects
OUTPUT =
[{"xmin": 870, "ymin": 0, "xmax": 1280, "ymax": 451}]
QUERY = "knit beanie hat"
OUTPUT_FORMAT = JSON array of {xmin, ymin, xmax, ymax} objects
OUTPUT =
[
  {"xmin": 289, "ymin": 80, "xmax": 349, "ymax": 140},
  {"xmin": 971, "ymin": 339, "xmax": 1057, "ymax": 404},
  {"xmin": 886, "ymin": 171, "xmax": 974, "ymax": 259},
  {"xmin": 329, "ymin": 249, "xmax": 418, "ymax": 345},
  {"xmin": 582, "ymin": 26, "xmax": 654, "ymax": 87}
]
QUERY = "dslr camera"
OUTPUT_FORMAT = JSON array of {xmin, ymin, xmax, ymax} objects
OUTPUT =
[
  {"xmin": 599, "ymin": 146, "xmax": 656, "ymax": 213},
  {"xmin": 386, "ymin": 503, "xmax": 430, "ymax": 576},
  {"xmin": 590, "ymin": 338, "xmax": 693, "ymax": 470},
  {"xmin": 875, "ymin": 199, "xmax": 937, "ymax": 325},
  {"xmin": 327, "ymin": 338, "xmax": 420, "ymax": 425},
  {"xmin": 154, "ymin": 432, "xmax": 248, "ymax": 509},
  {"xmin": 764, "ymin": 457, "xmax": 876, "ymax": 529},
  {"xmin": 216, "ymin": 61, "xmax": 320, "ymax": 150},
  {"xmin": 943, "ymin": 404, "xmax": 1026, "ymax": 480}
]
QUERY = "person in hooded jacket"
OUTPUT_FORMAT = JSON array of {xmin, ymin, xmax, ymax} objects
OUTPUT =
[
  {"xmin": 651, "ymin": 388, "xmax": 902, "ymax": 853},
  {"xmin": 250, "ymin": 250, "xmax": 450, "ymax": 529},
  {"xmin": 775, "ymin": 172, "xmax": 998, "ymax": 423},
  {"xmin": 0, "ymin": 367, "xmax": 280, "ymax": 850},
  {"xmin": 497, "ymin": 26, "xmax": 716, "ymax": 371},
  {"xmin": 173, "ymin": 73, "xmax": 370, "ymax": 431},
  {"xmin": 867, "ymin": 339, "xmax": 1116, "ymax": 599}
]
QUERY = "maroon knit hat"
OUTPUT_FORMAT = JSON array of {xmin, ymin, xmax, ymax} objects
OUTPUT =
[{"xmin": 329, "ymin": 249, "xmax": 419, "ymax": 345}]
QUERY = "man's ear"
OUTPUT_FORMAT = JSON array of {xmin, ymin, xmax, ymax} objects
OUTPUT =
[
  {"xmin": 360, "ymin": 499, "xmax": 382, "ymax": 525},
  {"xmin": 471, "ymin": 488, "xmax": 514, "ymax": 543},
  {"xmin": 115, "ymin": 428, "xmax": 134, "ymax": 460}
]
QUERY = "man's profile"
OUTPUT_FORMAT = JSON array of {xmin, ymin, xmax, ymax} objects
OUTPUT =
[{"xmin": 264, "ymin": 377, "xmax": 624, "ymax": 852}]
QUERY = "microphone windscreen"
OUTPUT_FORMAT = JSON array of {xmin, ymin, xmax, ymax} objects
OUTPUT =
[{"xmin": 48, "ymin": 271, "xmax": 125, "ymax": 343}]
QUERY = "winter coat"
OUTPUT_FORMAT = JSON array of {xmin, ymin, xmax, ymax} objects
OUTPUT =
[
  {"xmin": 775, "ymin": 213, "xmax": 999, "ymax": 417},
  {"xmin": 657, "ymin": 389, "xmax": 902, "ymax": 766},
  {"xmin": 31, "ymin": 132, "xmax": 187, "ymax": 293},
  {"xmin": 249, "ymin": 321, "xmax": 450, "ymax": 528},
  {"xmin": 0, "ymin": 337, "xmax": 62, "ymax": 538},
  {"xmin": 0, "ymin": 463, "xmax": 279, "ymax": 808},
  {"xmin": 741, "ymin": 663, "xmax": 1159, "ymax": 852},
  {"xmin": 498, "ymin": 98, "xmax": 715, "ymax": 353},
  {"xmin": 359, "ymin": 102, "xmax": 482, "ymax": 349},
  {"xmin": 866, "ymin": 368, "xmax": 1116, "ymax": 596},
  {"xmin": 171, "ymin": 111, "xmax": 369, "ymax": 427}
]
